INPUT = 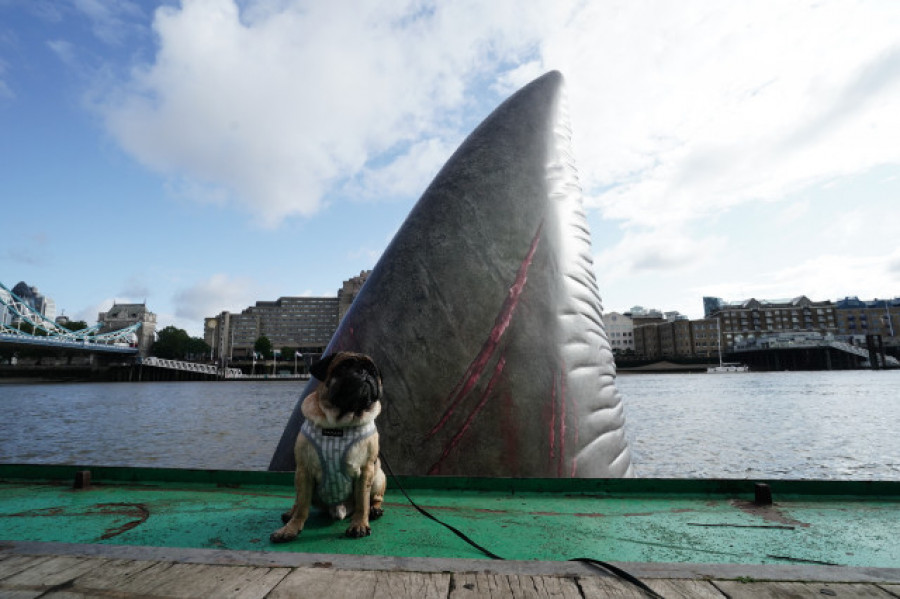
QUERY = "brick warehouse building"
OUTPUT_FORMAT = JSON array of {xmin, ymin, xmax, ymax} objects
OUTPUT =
[{"xmin": 633, "ymin": 295, "xmax": 900, "ymax": 361}]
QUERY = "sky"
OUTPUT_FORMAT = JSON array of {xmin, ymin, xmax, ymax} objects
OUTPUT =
[{"xmin": 2, "ymin": 0, "xmax": 900, "ymax": 338}]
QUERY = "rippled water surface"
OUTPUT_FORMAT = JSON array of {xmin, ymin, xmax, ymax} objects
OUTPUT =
[
  {"xmin": 1, "ymin": 370, "xmax": 898, "ymax": 479},
  {"xmin": 617, "ymin": 370, "xmax": 900, "ymax": 480},
  {"xmin": 0, "ymin": 381, "xmax": 300, "ymax": 471}
]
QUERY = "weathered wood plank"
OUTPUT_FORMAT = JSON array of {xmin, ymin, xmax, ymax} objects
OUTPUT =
[
  {"xmin": 0, "ymin": 556, "xmax": 49, "ymax": 599},
  {"xmin": 2, "ymin": 553, "xmax": 897, "ymax": 599},
  {"xmin": 90, "ymin": 561, "xmax": 182, "ymax": 595},
  {"xmin": 581, "ymin": 576, "xmax": 728, "ymax": 598},
  {"xmin": 269, "ymin": 568, "xmax": 377, "ymax": 599},
  {"xmin": 0, "ymin": 556, "xmax": 103, "ymax": 588},
  {"xmin": 63, "ymin": 557, "xmax": 287, "ymax": 599},
  {"xmin": 372, "ymin": 571, "xmax": 451, "ymax": 599},
  {"xmin": 207, "ymin": 566, "xmax": 292, "ymax": 599},
  {"xmin": 0, "ymin": 555, "xmax": 53, "ymax": 580},
  {"xmin": 126, "ymin": 563, "xmax": 278, "ymax": 598},
  {"xmin": 0, "ymin": 588, "xmax": 45, "ymax": 599},
  {"xmin": 712, "ymin": 581, "xmax": 897, "ymax": 598},
  {"xmin": 646, "ymin": 579, "xmax": 726, "ymax": 598},
  {"xmin": 527, "ymin": 575, "xmax": 583, "ymax": 599},
  {"xmin": 29, "ymin": 591, "xmax": 91, "ymax": 599},
  {"xmin": 576, "ymin": 576, "xmax": 654, "ymax": 598},
  {"xmin": 64, "ymin": 557, "xmax": 158, "ymax": 591},
  {"xmin": 449, "ymin": 572, "xmax": 510, "ymax": 598},
  {"xmin": 269, "ymin": 568, "xmax": 451, "ymax": 599},
  {"xmin": 0, "ymin": 556, "xmax": 287, "ymax": 599},
  {"xmin": 449, "ymin": 572, "xmax": 582, "ymax": 598}
]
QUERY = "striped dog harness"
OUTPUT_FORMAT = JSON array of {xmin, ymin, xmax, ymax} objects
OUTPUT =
[{"xmin": 300, "ymin": 419, "xmax": 377, "ymax": 506}]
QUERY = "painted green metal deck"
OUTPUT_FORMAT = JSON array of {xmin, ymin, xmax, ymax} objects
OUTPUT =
[{"xmin": 2, "ymin": 464, "xmax": 898, "ymax": 576}]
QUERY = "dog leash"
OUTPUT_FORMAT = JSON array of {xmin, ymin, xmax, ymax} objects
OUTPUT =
[{"xmin": 378, "ymin": 452, "xmax": 666, "ymax": 599}]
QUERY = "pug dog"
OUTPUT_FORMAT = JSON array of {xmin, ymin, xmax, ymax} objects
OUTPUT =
[{"xmin": 270, "ymin": 351, "xmax": 386, "ymax": 542}]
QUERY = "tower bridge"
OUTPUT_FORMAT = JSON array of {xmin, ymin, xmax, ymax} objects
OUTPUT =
[{"xmin": 0, "ymin": 281, "xmax": 151, "ymax": 357}]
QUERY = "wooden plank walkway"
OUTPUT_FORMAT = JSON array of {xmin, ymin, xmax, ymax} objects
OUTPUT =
[{"xmin": 2, "ymin": 551, "xmax": 899, "ymax": 598}]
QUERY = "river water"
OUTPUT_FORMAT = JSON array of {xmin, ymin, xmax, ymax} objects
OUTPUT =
[{"xmin": 1, "ymin": 370, "xmax": 898, "ymax": 480}]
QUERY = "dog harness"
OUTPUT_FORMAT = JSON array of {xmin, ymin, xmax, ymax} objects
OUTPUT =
[{"xmin": 300, "ymin": 419, "xmax": 377, "ymax": 506}]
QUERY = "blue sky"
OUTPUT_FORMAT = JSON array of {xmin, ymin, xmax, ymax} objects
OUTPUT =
[{"xmin": 2, "ymin": 0, "xmax": 899, "ymax": 338}]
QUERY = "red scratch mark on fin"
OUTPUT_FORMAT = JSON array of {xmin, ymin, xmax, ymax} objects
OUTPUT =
[
  {"xmin": 549, "ymin": 375, "xmax": 557, "ymax": 460},
  {"xmin": 428, "ymin": 354, "xmax": 507, "ymax": 474},
  {"xmin": 426, "ymin": 222, "xmax": 544, "ymax": 440},
  {"xmin": 570, "ymin": 383, "xmax": 579, "ymax": 477},
  {"xmin": 557, "ymin": 365, "xmax": 567, "ymax": 478}
]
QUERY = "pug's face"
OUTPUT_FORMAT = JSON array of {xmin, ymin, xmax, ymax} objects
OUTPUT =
[{"xmin": 312, "ymin": 353, "xmax": 382, "ymax": 418}]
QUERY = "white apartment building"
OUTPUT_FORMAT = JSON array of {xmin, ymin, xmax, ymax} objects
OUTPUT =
[{"xmin": 602, "ymin": 312, "xmax": 635, "ymax": 353}]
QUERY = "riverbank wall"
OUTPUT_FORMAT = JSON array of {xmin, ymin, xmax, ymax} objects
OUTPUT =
[
  {"xmin": 0, "ymin": 364, "xmax": 310, "ymax": 383},
  {"xmin": 0, "ymin": 364, "xmax": 216, "ymax": 383}
]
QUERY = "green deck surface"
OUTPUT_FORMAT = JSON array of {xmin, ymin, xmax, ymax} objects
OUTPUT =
[{"xmin": 1, "ymin": 465, "xmax": 898, "ymax": 569}]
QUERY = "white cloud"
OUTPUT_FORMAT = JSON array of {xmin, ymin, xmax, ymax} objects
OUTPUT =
[
  {"xmin": 344, "ymin": 137, "xmax": 454, "ymax": 202},
  {"xmin": 493, "ymin": 60, "xmax": 545, "ymax": 96},
  {"xmin": 71, "ymin": 0, "xmax": 145, "ymax": 46},
  {"xmin": 118, "ymin": 277, "xmax": 150, "ymax": 300},
  {"xmin": 99, "ymin": 0, "xmax": 557, "ymax": 226},
  {"xmin": 762, "ymin": 252, "xmax": 900, "ymax": 302},
  {"xmin": 0, "ymin": 57, "xmax": 13, "ymax": 100},
  {"xmin": 595, "ymin": 228, "xmax": 726, "ymax": 283},
  {"xmin": 821, "ymin": 209, "xmax": 867, "ymax": 245},
  {"xmin": 98, "ymin": 1, "xmax": 900, "ymax": 235},
  {"xmin": 1, "ymin": 248, "xmax": 45, "ymax": 267},
  {"xmin": 693, "ymin": 249, "xmax": 900, "ymax": 307},
  {"xmin": 890, "ymin": 251, "xmax": 900, "ymax": 276},
  {"xmin": 777, "ymin": 199, "xmax": 811, "ymax": 227},
  {"xmin": 346, "ymin": 246, "xmax": 382, "ymax": 264},
  {"xmin": 1, "ymin": 232, "xmax": 51, "ymax": 267},
  {"xmin": 83, "ymin": 0, "xmax": 900, "ymax": 320},
  {"xmin": 72, "ymin": 298, "xmax": 114, "ymax": 325},
  {"xmin": 172, "ymin": 273, "xmax": 259, "ymax": 321},
  {"xmin": 551, "ymin": 1, "xmax": 900, "ymax": 275},
  {"xmin": 47, "ymin": 39, "xmax": 77, "ymax": 67}
]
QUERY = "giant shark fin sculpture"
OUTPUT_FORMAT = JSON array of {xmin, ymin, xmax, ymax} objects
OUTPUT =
[{"xmin": 270, "ymin": 71, "xmax": 634, "ymax": 477}]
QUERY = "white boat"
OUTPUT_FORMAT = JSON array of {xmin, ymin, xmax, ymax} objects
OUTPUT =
[
  {"xmin": 708, "ymin": 318, "xmax": 749, "ymax": 373},
  {"xmin": 707, "ymin": 362, "xmax": 749, "ymax": 373}
]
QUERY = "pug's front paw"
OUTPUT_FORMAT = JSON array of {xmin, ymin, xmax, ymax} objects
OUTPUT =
[
  {"xmin": 345, "ymin": 523, "xmax": 371, "ymax": 538},
  {"xmin": 270, "ymin": 526, "xmax": 300, "ymax": 543}
]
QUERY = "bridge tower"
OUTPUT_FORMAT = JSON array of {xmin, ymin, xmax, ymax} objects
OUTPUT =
[{"xmin": 98, "ymin": 303, "xmax": 156, "ymax": 357}]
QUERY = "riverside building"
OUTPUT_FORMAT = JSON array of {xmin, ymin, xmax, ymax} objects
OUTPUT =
[
  {"xmin": 834, "ymin": 296, "xmax": 899, "ymax": 342},
  {"xmin": 705, "ymin": 296, "xmax": 837, "ymax": 349},
  {"xmin": 632, "ymin": 295, "xmax": 899, "ymax": 361},
  {"xmin": 98, "ymin": 302, "xmax": 157, "ymax": 357},
  {"xmin": 8, "ymin": 281, "xmax": 56, "ymax": 323},
  {"xmin": 632, "ymin": 314, "xmax": 719, "ymax": 360},
  {"xmin": 204, "ymin": 271, "xmax": 370, "ymax": 362},
  {"xmin": 704, "ymin": 295, "xmax": 899, "ymax": 346},
  {"xmin": 601, "ymin": 312, "xmax": 635, "ymax": 353}
]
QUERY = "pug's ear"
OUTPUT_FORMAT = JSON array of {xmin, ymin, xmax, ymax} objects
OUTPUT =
[
  {"xmin": 368, "ymin": 362, "xmax": 382, "ymax": 384},
  {"xmin": 310, "ymin": 353, "xmax": 336, "ymax": 381},
  {"xmin": 366, "ymin": 361, "xmax": 383, "ymax": 400}
]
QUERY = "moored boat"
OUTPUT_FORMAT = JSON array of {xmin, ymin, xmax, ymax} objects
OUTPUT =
[
  {"xmin": 708, "ymin": 318, "xmax": 750, "ymax": 373},
  {"xmin": 707, "ymin": 362, "xmax": 750, "ymax": 373}
]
